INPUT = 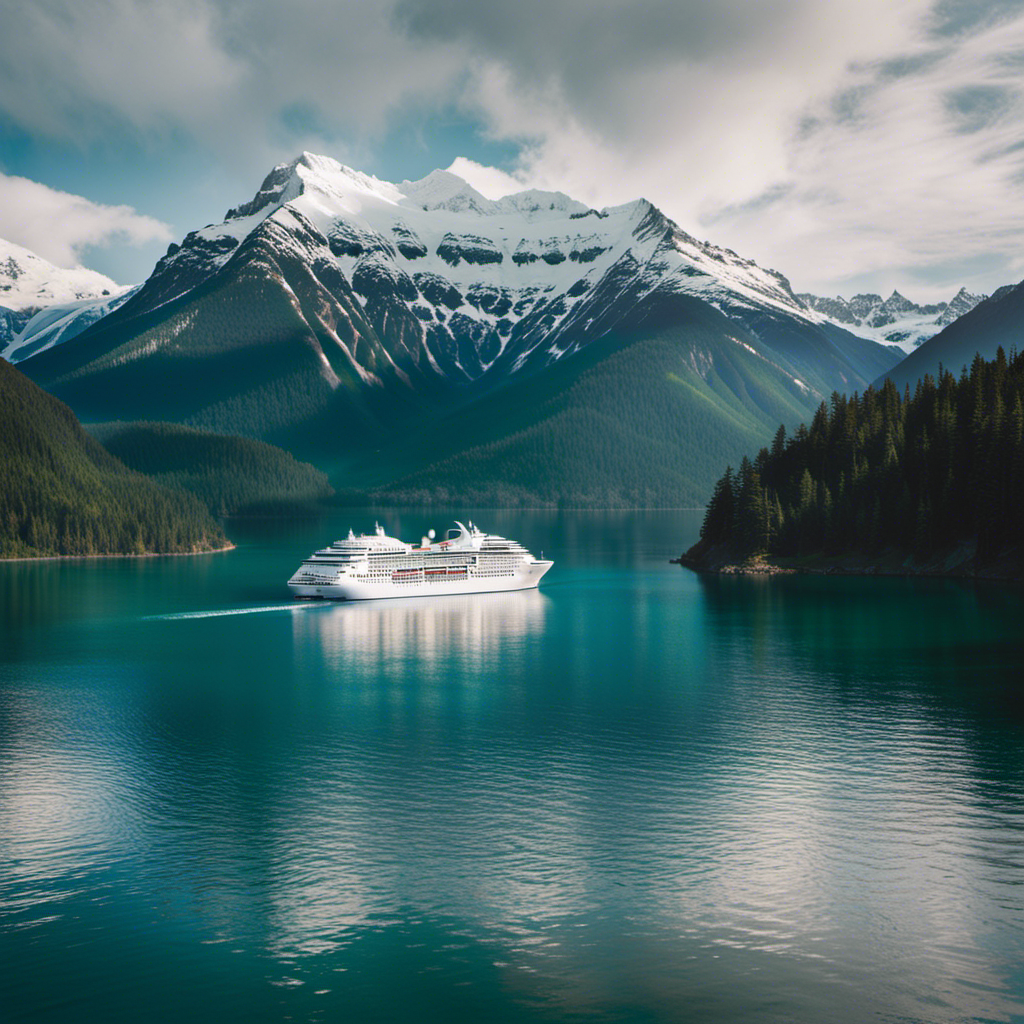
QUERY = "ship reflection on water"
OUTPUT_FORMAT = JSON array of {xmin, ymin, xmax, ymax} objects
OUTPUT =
[{"xmin": 291, "ymin": 590, "xmax": 551, "ymax": 678}]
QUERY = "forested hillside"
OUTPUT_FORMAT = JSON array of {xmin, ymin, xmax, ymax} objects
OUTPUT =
[
  {"xmin": 363, "ymin": 297, "xmax": 818, "ymax": 508},
  {"xmin": 686, "ymin": 348, "xmax": 1024, "ymax": 573},
  {"xmin": 95, "ymin": 422, "xmax": 333, "ymax": 515},
  {"xmin": 0, "ymin": 360, "xmax": 227, "ymax": 558}
]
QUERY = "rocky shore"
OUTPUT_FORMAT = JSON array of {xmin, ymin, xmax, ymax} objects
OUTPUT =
[{"xmin": 674, "ymin": 537, "xmax": 1024, "ymax": 581}]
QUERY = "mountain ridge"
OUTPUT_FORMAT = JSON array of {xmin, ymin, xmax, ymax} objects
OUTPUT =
[
  {"xmin": 798, "ymin": 286, "xmax": 986, "ymax": 353},
  {"xmin": 872, "ymin": 279, "xmax": 1024, "ymax": 392},
  {"xmin": 18, "ymin": 153, "xmax": 901, "ymax": 506}
]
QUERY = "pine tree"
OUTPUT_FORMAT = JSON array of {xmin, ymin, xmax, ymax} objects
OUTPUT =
[{"xmin": 691, "ymin": 348, "xmax": 1024, "ymax": 572}]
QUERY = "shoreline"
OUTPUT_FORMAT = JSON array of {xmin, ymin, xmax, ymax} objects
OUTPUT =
[
  {"xmin": 673, "ymin": 540, "xmax": 1024, "ymax": 583},
  {"xmin": 1, "ymin": 542, "xmax": 236, "ymax": 564}
]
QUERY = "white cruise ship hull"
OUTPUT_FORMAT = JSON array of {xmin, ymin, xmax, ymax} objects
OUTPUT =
[
  {"xmin": 288, "ymin": 521, "xmax": 553, "ymax": 601},
  {"xmin": 289, "ymin": 560, "xmax": 552, "ymax": 600}
]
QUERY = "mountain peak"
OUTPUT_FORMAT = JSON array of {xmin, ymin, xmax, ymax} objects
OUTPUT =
[
  {"xmin": 0, "ymin": 236, "xmax": 120, "ymax": 314},
  {"xmin": 399, "ymin": 169, "xmax": 495, "ymax": 215},
  {"xmin": 226, "ymin": 152, "xmax": 402, "ymax": 221},
  {"xmin": 398, "ymin": 172, "xmax": 592, "ymax": 220},
  {"xmin": 884, "ymin": 289, "xmax": 917, "ymax": 314},
  {"xmin": 294, "ymin": 153, "xmax": 401, "ymax": 203},
  {"xmin": 494, "ymin": 189, "xmax": 591, "ymax": 219}
]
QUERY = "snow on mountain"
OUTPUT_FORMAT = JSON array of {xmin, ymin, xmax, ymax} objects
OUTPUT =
[
  {"xmin": 119, "ymin": 151, "xmax": 878, "ymax": 391},
  {"xmin": 0, "ymin": 236, "xmax": 130, "ymax": 361},
  {"xmin": 21, "ymin": 149, "xmax": 900, "ymax": 476},
  {"xmin": 2, "ymin": 285, "xmax": 141, "ymax": 363},
  {"xmin": 797, "ymin": 287, "xmax": 986, "ymax": 353},
  {"xmin": 872, "ymin": 279, "xmax": 1024, "ymax": 393},
  {"xmin": 0, "ymin": 237, "xmax": 122, "ymax": 312},
  {"xmin": 1, "ymin": 305, "xmax": 31, "ymax": 351}
]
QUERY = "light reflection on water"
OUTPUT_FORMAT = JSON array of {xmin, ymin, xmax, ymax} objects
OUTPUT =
[
  {"xmin": 1, "ymin": 510, "xmax": 1023, "ymax": 1023},
  {"xmin": 292, "ymin": 590, "xmax": 550, "ymax": 677}
]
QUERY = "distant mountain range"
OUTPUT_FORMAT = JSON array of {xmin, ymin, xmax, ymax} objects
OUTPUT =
[
  {"xmin": 797, "ymin": 287, "xmax": 985, "ymax": 352},
  {"xmin": 16, "ymin": 153, "xmax": 902, "ymax": 506},
  {"xmin": 872, "ymin": 279, "xmax": 1024, "ymax": 392},
  {"xmin": 0, "ymin": 237, "xmax": 130, "ymax": 360}
]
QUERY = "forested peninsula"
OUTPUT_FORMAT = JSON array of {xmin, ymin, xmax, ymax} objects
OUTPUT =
[
  {"xmin": 680, "ymin": 348, "xmax": 1024, "ymax": 580},
  {"xmin": 1, "ymin": 359, "xmax": 228, "ymax": 559}
]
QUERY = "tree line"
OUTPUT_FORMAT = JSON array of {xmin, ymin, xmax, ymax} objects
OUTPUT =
[
  {"xmin": 699, "ymin": 348, "xmax": 1024, "ymax": 563},
  {"xmin": 1, "ymin": 359, "xmax": 226, "ymax": 558}
]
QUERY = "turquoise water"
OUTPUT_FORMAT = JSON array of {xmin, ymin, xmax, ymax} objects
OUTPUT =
[{"xmin": 2, "ymin": 509, "xmax": 1023, "ymax": 1023}]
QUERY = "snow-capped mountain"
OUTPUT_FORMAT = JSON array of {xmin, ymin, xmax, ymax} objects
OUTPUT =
[
  {"xmin": 19, "ymin": 154, "xmax": 899, "ymax": 505},
  {"xmin": 873, "ymin": 280, "xmax": 1024, "ymax": 393},
  {"xmin": 1, "ymin": 236, "xmax": 129, "ymax": 359},
  {"xmin": 44, "ymin": 152, "xmax": 892, "ymax": 390},
  {"xmin": 2, "ymin": 286, "xmax": 141, "ymax": 363},
  {"xmin": 798, "ymin": 288, "xmax": 986, "ymax": 353},
  {"xmin": 0, "ymin": 237, "xmax": 122, "ymax": 312},
  {"xmin": 204, "ymin": 156, "xmax": 819, "ymax": 384}
]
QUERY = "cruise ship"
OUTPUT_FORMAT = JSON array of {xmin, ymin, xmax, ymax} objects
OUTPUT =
[{"xmin": 287, "ymin": 521, "xmax": 553, "ymax": 600}]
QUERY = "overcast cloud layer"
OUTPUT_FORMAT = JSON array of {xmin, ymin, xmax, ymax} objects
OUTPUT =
[{"xmin": 1, "ymin": 0, "xmax": 1023, "ymax": 298}]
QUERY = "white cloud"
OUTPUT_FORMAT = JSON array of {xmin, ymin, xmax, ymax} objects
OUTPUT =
[
  {"xmin": 0, "ymin": 0, "xmax": 464, "ymax": 169},
  {"xmin": 424, "ymin": 0, "xmax": 1024, "ymax": 299},
  {"xmin": 0, "ymin": 0, "xmax": 243, "ymax": 142},
  {"xmin": 705, "ymin": 9, "xmax": 1024, "ymax": 298},
  {"xmin": 2, "ymin": 0, "xmax": 1024, "ymax": 295},
  {"xmin": 444, "ymin": 157, "xmax": 528, "ymax": 198},
  {"xmin": 0, "ymin": 173, "xmax": 173, "ymax": 268}
]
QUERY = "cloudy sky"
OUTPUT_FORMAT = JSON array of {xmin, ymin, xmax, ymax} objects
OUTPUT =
[{"xmin": 2, "ymin": 0, "xmax": 1024, "ymax": 300}]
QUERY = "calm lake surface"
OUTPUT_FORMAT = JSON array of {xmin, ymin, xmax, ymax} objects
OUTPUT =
[{"xmin": 2, "ymin": 509, "xmax": 1023, "ymax": 1024}]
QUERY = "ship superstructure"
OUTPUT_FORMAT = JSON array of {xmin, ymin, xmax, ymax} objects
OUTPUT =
[{"xmin": 287, "ymin": 521, "xmax": 552, "ymax": 600}]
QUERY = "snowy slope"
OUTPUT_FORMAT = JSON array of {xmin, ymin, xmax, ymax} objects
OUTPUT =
[
  {"xmin": 872, "ymin": 281, "xmax": 1024, "ymax": 392},
  {"xmin": 1, "ymin": 305, "xmax": 32, "ymax": 351},
  {"xmin": 798, "ymin": 288, "xmax": 986, "ymax": 353},
  {"xmin": 96, "ymin": 152, "xmax": 890, "ymax": 396},
  {"xmin": 2, "ymin": 285, "xmax": 141, "ymax": 363},
  {"xmin": 0, "ymin": 237, "xmax": 122, "ymax": 312},
  {"xmin": 0, "ymin": 236, "xmax": 130, "ymax": 361}
]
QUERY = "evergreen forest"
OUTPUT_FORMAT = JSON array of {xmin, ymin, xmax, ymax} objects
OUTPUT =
[
  {"xmin": 1, "ymin": 359, "xmax": 227, "ymax": 558},
  {"xmin": 95, "ymin": 422, "xmax": 334, "ymax": 515},
  {"xmin": 694, "ymin": 348, "xmax": 1024, "ymax": 569},
  {"xmin": 364, "ymin": 304, "xmax": 816, "ymax": 509}
]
